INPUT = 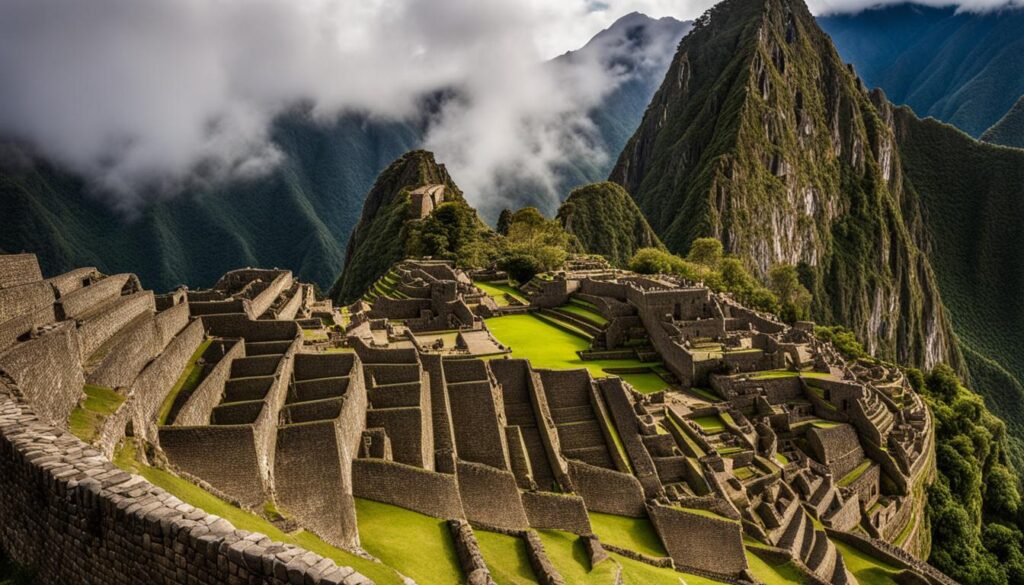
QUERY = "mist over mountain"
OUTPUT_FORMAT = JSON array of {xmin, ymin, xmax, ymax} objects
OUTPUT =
[{"xmin": 0, "ymin": 12, "xmax": 689, "ymax": 292}]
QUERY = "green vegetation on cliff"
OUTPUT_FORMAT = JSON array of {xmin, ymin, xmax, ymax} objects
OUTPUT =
[
  {"xmin": 610, "ymin": 0, "xmax": 957, "ymax": 370},
  {"xmin": 556, "ymin": 182, "xmax": 664, "ymax": 266},
  {"xmin": 893, "ymin": 109, "xmax": 1024, "ymax": 469},
  {"xmin": 909, "ymin": 365, "xmax": 1024, "ymax": 585},
  {"xmin": 981, "ymin": 95, "xmax": 1024, "ymax": 148},
  {"xmin": 329, "ymin": 150, "xmax": 467, "ymax": 303}
]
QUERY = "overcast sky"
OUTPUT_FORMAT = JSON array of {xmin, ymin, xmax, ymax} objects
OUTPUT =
[{"xmin": 0, "ymin": 0, "xmax": 1018, "ymax": 213}]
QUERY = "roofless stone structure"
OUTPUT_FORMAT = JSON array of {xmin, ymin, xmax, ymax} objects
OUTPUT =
[{"xmin": 0, "ymin": 253, "xmax": 953, "ymax": 584}]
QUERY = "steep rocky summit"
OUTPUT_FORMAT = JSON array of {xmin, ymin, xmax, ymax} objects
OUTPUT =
[
  {"xmin": 329, "ymin": 150, "xmax": 464, "ymax": 303},
  {"xmin": 610, "ymin": 0, "xmax": 958, "ymax": 370},
  {"xmin": 556, "ymin": 181, "xmax": 665, "ymax": 266}
]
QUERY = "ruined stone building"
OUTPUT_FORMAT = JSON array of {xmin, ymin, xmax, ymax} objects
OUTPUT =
[{"xmin": 0, "ymin": 254, "xmax": 952, "ymax": 585}]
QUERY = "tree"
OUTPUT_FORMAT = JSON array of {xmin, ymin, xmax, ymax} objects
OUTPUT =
[
  {"xmin": 496, "ymin": 208, "xmax": 513, "ymax": 236},
  {"xmin": 768, "ymin": 264, "xmax": 812, "ymax": 322},
  {"xmin": 687, "ymin": 237, "xmax": 724, "ymax": 267}
]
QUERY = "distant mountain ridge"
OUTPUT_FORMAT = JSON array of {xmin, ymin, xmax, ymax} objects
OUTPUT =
[
  {"xmin": 982, "ymin": 95, "xmax": 1024, "ymax": 148},
  {"xmin": 818, "ymin": 4, "xmax": 1024, "ymax": 137},
  {"xmin": 0, "ymin": 13, "xmax": 690, "ymax": 293}
]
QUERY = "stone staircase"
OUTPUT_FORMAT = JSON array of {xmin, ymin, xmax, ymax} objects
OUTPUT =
[{"xmin": 538, "ymin": 369, "xmax": 615, "ymax": 469}]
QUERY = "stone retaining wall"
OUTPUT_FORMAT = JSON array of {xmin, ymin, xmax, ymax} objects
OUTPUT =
[
  {"xmin": 0, "ymin": 322, "xmax": 84, "ymax": 427},
  {"xmin": 521, "ymin": 491, "xmax": 592, "ymax": 534},
  {"xmin": 567, "ymin": 460, "xmax": 645, "ymax": 517},
  {"xmin": 646, "ymin": 504, "xmax": 748, "ymax": 578},
  {"xmin": 0, "ymin": 379, "xmax": 371, "ymax": 585},
  {"xmin": 351, "ymin": 459, "xmax": 465, "ymax": 519},
  {"xmin": 457, "ymin": 460, "xmax": 529, "ymax": 530}
]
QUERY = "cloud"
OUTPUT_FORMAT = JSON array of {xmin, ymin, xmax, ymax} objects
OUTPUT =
[
  {"xmin": 1, "ymin": 0, "xmax": 1015, "ymax": 214},
  {"xmin": 0, "ymin": 0, "xmax": 701, "ymax": 214}
]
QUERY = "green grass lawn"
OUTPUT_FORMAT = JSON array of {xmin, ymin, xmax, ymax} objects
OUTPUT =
[
  {"xmin": 475, "ymin": 281, "xmax": 528, "ymax": 306},
  {"xmin": 536, "ymin": 530, "xmax": 725, "ymax": 585},
  {"xmin": 589, "ymin": 513, "xmax": 667, "ymax": 558},
  {"xmin": 157, "ymin": 339, "xmax": 214, "ymax": 425},
  {"xmin": 559, "ymin": 303, "xmax": 608, "ymax": 326},
  {"xmin": 692, "ymin": 415, "xmax": 726, "ymax": 434},
  {"xmin": 475, "ymin": 530, "xmax": 537, "ymax": 585},
  {"xmin": 112, "ymin": 441, "xmax": 402, "ymax": 584},
  {"xmin": 68, "ymin": 384, "xmax": 125, "ymax": 443},
  {"xmin": 355, "ymin": 498, "xmax": 463, "ymax": 585},
  {"xmin": 744, "ymin": 550, "xmax": 807, "ymax": 585},
  {"xmin": 833, "ymin": 541, "xmax": 901, "ymax": 585},
  {"xmin": 485, "ymin": 314, "xmax": 665, "ymax": 393}
]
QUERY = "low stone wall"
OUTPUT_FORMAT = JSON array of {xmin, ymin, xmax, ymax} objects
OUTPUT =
[
  {"xmin": 448, "ymin": 520, "xmax": 496, "ymax": 585},
  {"xmin": 87, "ymin": 312, "xmax": 161, "ymax": 390},
  {"xmin": 521, "ymin": 491, "xmax": 592, "ymax": 534},
  {"xmin": 457, "ymin": 461, "xmax": 529, "ymax": 530},
  {"xmin": 46, "ymin": 267, "xmax": 99, "ymax": 298},
  {"xmin": 646, "ymin": 504, "xmax": 747, "ymax": 577},
  {"xmin": 567, "ymin": 460, "xmax": 645, "ymax": 517},
  {"xmin": 200, "ymin": 314, "xmax": 299, "ymax": 342},
  {"xmin": 351, "ymin": 459, "xmax": 465, "ymax": 519},
  {"xmin": 78, "ymin": 291, "xmax": 155, "ymax": 359},
  {"xmin": 55, "ymin": 274, "xmax": 129, "ymax": 321},
  {"xmin": 523, "ymin": 531, "xmax": 565, "ymax": 585},
  {"xmin": 0, "ymin": 381, "xmax": 370, "ymax": 585},
  {"xmin": 155, "ymin": 302, "xmax": 191, "ymax": 347}
]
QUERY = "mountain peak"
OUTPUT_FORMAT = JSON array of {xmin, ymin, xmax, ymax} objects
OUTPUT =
[{"xmin": 610, "ymin": 0, "xmax": 958, "ymax": 369}]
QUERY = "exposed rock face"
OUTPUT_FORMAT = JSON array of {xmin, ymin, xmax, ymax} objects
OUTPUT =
[
  {"xmin": 610, "ymin": 0, "xmax": 959, "ymax": 370},
  {"xmin": 330, "ymin": 150, "xmax": 464, "ymax": 303},
  {"xmin": 556, "ymin": 181, "xmax": 665, "ymax": 266}
]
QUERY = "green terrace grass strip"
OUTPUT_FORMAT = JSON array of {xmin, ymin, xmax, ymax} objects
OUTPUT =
[
  {"xmin": 68, "ymin": 384, "xmax": 126, "ymax": 443},
  {"xmin": 532, "ymin": 311, "xmax": 593, "ymax": 340},
  {"xmin": 157, "ymin": 339, "xmax": 214, "ymax": 426},
  {"xmin": 734, "ymin": 466, "xmax": 755, "ymax": 480},
  {"xmin": 832, "ymin": 540, "xmax": 901, "ymax": 585},
  {"xmin": 568, "ymin": 297, "xmax": 599, "ymax": 310},
  {"xmin": 749, "ymin": 370, "xmax": 799, "ymax": 380},
  {"xmin": 811, "ymin": 420, "xmax": 841, "ymax": 429},
  {"xmin": 774, "ymin": 452, "xmax": 789, "ymax": 464},
  {"xmin": 717, "ymin": 446, "xmax": 744, "ymax": 456},
  {"xmin": 671, "ymin": 506, "xmax": 737, "ymax": 523},
  {"xmin": 355, "ymin": 498, "xmax": 463, "ymax": 585},
  {"xmin": 687, "ymin": 386, "xmax": 721, "ymax": 402},
  {"xmin": 474, "ymin": 281, "xmax": 528, "ymax": 306},
  {"xmin": 720, "ymin": 411, "xmax": 737, "ymax": 427},
  {"xmin": 589, "ymin": 513, "xmax": 668, "ymax": 558},
  {"xmin": 743, "ymin": 549, "xmax": 807, "ymax": 585},
  {"xmin": 893, "ymin": 513, "xmax": 916, "ymax": 547},
  {"xmin": 666, "ymin": 412, "xmax": 706, "ymax": 458},
  {"xmin": 475, "ymin": 530, "xmax": 537, "ymax": 585},
  {"xmin": 693, "ymin": 415, "xmax": 726, "ymax": 434},
  {"xmin": 558, "ymin": 303, "xmax": 608, "ymax": 326},
  {"xmin": 112, "ymin": 441, "xmax": 403, "ymax": 585},
  {"xmin": 838, "ymin": 460, "xmax": 874, "ymax": 487},
  {"xmin": 615, "ymin": 372, "xmax": 668, "ymax": 394}
]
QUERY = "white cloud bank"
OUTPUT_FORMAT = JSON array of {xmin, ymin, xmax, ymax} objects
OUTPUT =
[{"xmin": 0, "ymin": 0, "xmax": 1017, "ymax": 213}]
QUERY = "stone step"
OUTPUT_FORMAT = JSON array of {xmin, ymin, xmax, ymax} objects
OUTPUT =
[
  {"xmin": 288, "ymin": 377, "xmax": 349, "ymax": 403},
  {"xmin": 211, "ymin": 400, "xmax": 265, "ymax": 425},
  {"xmin": 224, "ymin": 376, "xmax": 275, "ymax": 403},
  {"xmin": 280, "ymin": 397, "xmax": 344, "ymax": 424}
]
